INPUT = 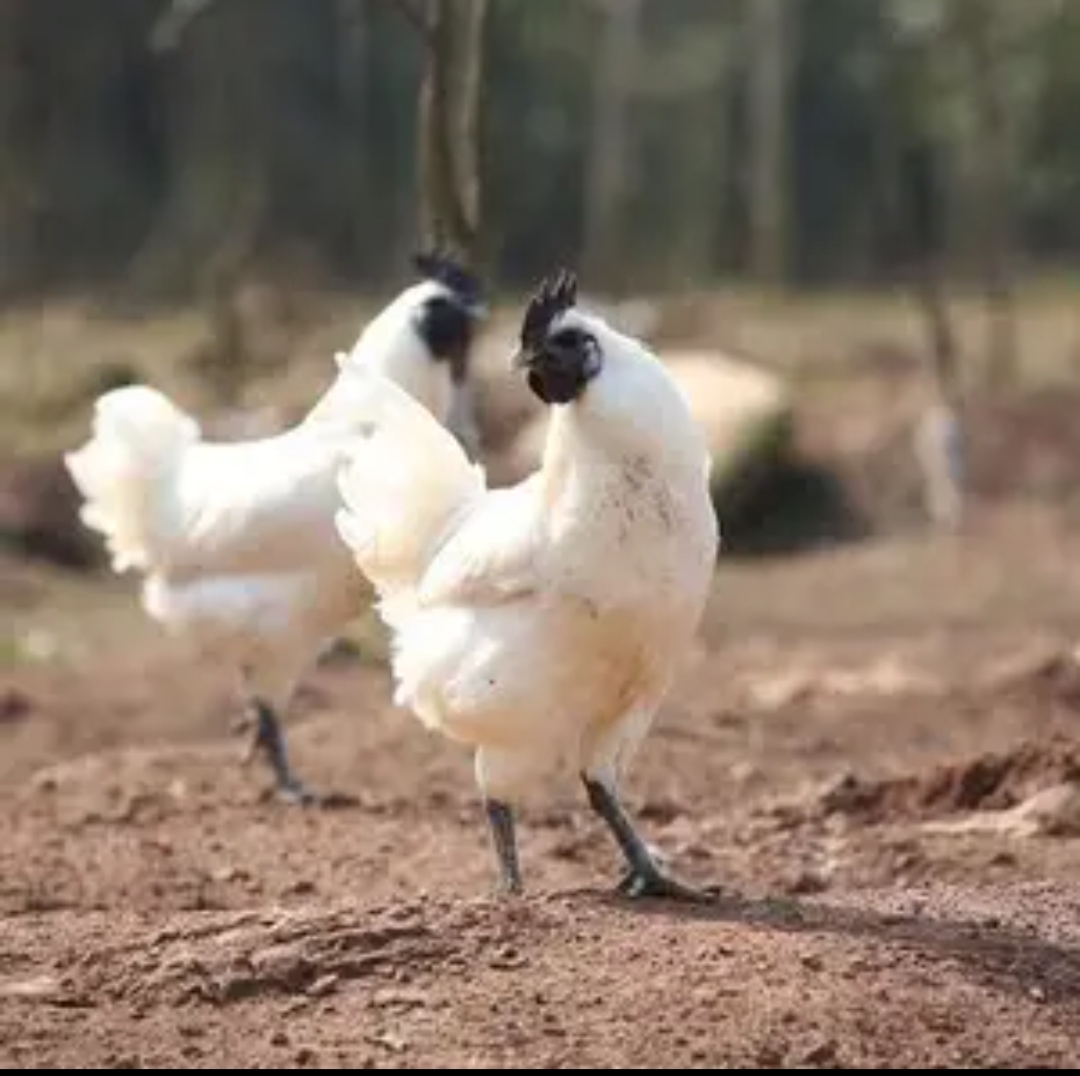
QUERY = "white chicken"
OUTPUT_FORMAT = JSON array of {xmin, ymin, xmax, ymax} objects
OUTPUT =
[
  {"xmin": 64, "ymin": 253, "xmax": 487, "ymax": 805},
  {"xmin": 335, "ymin": 270, "xmax": 719, "ymax": 899}
]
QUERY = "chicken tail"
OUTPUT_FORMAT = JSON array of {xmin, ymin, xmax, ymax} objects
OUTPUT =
[
  {"xmin": 334, "ymin": 364, "xmax": 484, "ymax": 600},
  {"xmin": 64, "ymin": 385, "xmax": 200, "ymax": 573}
]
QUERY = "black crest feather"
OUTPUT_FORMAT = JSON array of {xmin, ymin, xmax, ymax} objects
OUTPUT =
[
  {"xmin": 412, "ymin": 250, "xmax": 484, "ymax": 310},
  {"xmin": 520, "ymin": 269, "xmax": 578, "ymax": 352}
]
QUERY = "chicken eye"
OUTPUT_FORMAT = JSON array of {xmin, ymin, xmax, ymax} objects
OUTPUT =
[{"xmin": 549, "ymin": 328, "xmax": 590, "ymax": 350}]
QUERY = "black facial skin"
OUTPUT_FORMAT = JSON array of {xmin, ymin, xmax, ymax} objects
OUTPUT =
[
  {"xmin": 516, "ymin": 269, "xmax": 601, "ymax": 405},
  {"xmin": 415, "ymin": 295, "xmax": 475, "ymax": 384},
  {"xmin": 526, "ymin": 326, "xmax": 600, "ymax": 405},
  {"xmin": 413, "ymin": 252, "xmax": 484, "ymax": 313}
]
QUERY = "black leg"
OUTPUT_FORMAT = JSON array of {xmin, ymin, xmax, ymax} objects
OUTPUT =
[
  {"xmin": 249, "ymin": 698, "xmax": 319, "ymax": 806},
  {"xmin": 485, "ymin": 799, "xmax": 523, "ymax": 895},
  {"xmin": 582, "ymin": 775, "xmax": 712, "ymax": 903}
]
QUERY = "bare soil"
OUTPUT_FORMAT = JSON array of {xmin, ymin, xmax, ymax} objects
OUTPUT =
[{"xmin": 2, "ymin": 496, "xmax": 1080, "ymax": 1068}]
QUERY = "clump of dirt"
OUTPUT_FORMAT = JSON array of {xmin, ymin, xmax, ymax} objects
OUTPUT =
[
  {"xmin": 815, "ymin": 737, "xmax": 1080, "ymax": 826},
  {"xmin": 980, "ymin": 648, "xmax": 1080, "ymax": 712},
  {"xmin": 0, "ymin": 453, "xmax": 102, "ymax": 570},
  {"xmin": 964, "ymin": 385, "xmax": 1080, "ymax": 503},
  {"xmin": 0, "ymin": 687, "xmax": 33, "ymax": 725},
  {"xmin": 74, "ymin": 902, "xmax": 467, "ymax": 1010}
]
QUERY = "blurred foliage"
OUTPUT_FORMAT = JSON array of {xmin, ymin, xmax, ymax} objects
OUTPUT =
[{"xmin": 0, "ymin": 0, "xmax": 1078, "ymax": 301}]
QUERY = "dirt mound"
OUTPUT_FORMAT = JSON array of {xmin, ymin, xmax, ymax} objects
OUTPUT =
[
  {"xmin": 3, "ymin": 886, "xmax": 1079, "ymax": 1068},
  {"xmin": 5, "ymin": 498, "xmax": 1080, "ymax": 1066},
  {"xmin": 0, "ymin": 453, "xmax": 102, "ymax": 570},
  {"xmin": 965, "ymin": 385, "xmax": 1080, "ymax": 502},
  {"xmin": 70, "ymin": 901, "xmax": 476, "ymax": 1010},
  {"xmin": 0, "ymin": 687, "xmax": 33, "ymax": 725},
  {"xmin": 815, "ymin": 738, "xmax": 1080, "ymax": 826},
  {"xmin": 978, "ymin": 646, "xmax": 1080, "ymax": 712}
]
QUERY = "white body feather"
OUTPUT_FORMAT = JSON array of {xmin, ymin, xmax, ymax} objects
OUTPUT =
[
  {"xmin": 336, "ymin": 312, "xmax": 719, "ymax": 802},
  {"xmin": 65, "ymin": 281, "xmax": 467, "ymax": 709}
]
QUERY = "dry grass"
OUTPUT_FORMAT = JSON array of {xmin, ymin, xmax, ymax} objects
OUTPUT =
[
  {"xmin": 653, "ymin": 275, "xmax": 1080, "ymax": 389},
  {"xmin": 3, "ymin": 272, "xmax": 1080, "ymax": 661},
  {"xmin": 3, "ymin": 275, "xmax": 1080, "ymax": 460},
  {"xmin": 0, "ymin": 291, "xmax": 382, "ymax": 457}
]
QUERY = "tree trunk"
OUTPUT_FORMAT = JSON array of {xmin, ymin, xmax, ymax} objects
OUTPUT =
[
  {"xmin": 128, "ymin": 0, "xmax": 283, "ymax": 297},
  {"xmin": 416, "ymin": 0, "xmax": 488, "ymax": 269},
  {"xmin": 664, "ymin": 57, "xmax": 733, "ymax": 286},
  {"xmin": 336, "ymin": 0, "xmax": 372, "ymax": 270},
  {"xmin": 0, "ymin": 0, "xmax": 37, "ymax": 296},
  {"xmin": 454, "ymin": 0, "xmax": 486, "ymax": 237},
  {"xmin": 582, "ymin": 0, "xmax": 642, "ymax": 288},
  {"xmin": 746, "ymin": 0, "xmax": 794, "ymax": 287},
  {"xmin": 896, "ymin": 138, "xmax": 965, "ymax": 532},
  {"xmin": 960, "ymin": 0, "xmax": 1019, "ymax": 390}
]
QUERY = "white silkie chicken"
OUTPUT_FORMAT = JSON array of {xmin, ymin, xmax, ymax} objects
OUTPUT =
[
  {"xmin": 65, "ymin": 253, "xmax": 487, "ymax": 805},
  {"xmin": 335, "ymin": 270, "xmax": 720, "ymax": 899}
]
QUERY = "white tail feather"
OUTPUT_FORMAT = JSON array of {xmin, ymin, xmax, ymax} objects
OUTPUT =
[
  {"xmin": 64, "ymin": 385, "xmax": 200, "ymax": 573},
  {"xmin": 334, "ymin": 367, "xmax": 484, "ymax": 599}
]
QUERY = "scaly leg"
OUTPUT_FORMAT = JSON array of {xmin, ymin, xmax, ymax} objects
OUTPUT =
[
  {"xmin": 582, "ymin": 774, "xmax": 712, "ymax": 903},
  {"xmin": 485, "ymin": 799, "xmax": 523, "ymax": 895},
  {"xmin": 244, "ymin": 697, "xmax": 319, "ymax": 806}
]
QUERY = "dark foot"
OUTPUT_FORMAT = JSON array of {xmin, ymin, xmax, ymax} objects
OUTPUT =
[
  {"xmin": 584, "ymin": 774, "xmax": 716, "ymax": 905},
  {"xmin": 273, "ymin": 778, "xmax": 321, "ymax": 807},
  {"xmin": 496, "ymin": 874, "xmax": 524, "ymax": 897},
  {"xmin": 615, "ymin": 865, "xmax": 716, "ymax": 904}
]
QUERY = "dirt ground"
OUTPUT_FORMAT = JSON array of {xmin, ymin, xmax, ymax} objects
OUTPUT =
[{"xmin": 1, "ymin": 493, "xmax": 1079, "ymax": 1068}]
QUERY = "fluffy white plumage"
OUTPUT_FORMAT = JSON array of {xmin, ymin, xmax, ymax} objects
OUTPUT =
[
  {"xmin": 65, "ymin": 273, "xmax": 481, "ymax": 803},
  {"xmin": 335, "ymin": 271, "xmax": 719, "ymax": 897}
]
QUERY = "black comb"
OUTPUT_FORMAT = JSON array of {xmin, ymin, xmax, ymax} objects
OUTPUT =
[
  {"xmin": 412, "ymin": 250, "xmax": 484, "ymax": 309},
  {"xmin": 520, "ymin": 268, "xmax": 578, "ymax": 352}
]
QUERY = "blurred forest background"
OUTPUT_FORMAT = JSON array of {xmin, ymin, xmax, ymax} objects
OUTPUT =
[
  {"xmin": 4, "ymin": 0, "xmax": 1080, "ymax": 567},
  {"xmin": 4, "ymin": 0, "xmax": 1079, "ymax": 302}
]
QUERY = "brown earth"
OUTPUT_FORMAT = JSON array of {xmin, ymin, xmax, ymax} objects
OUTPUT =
[{"xmin": 3, "ymin": 497, "xmax": 1080, "ymax": 1067}]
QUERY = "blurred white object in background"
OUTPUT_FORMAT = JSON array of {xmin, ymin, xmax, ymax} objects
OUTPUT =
[{"xmin": 914, "ymin": 399, "xmax": 965, "ymax": 531}]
